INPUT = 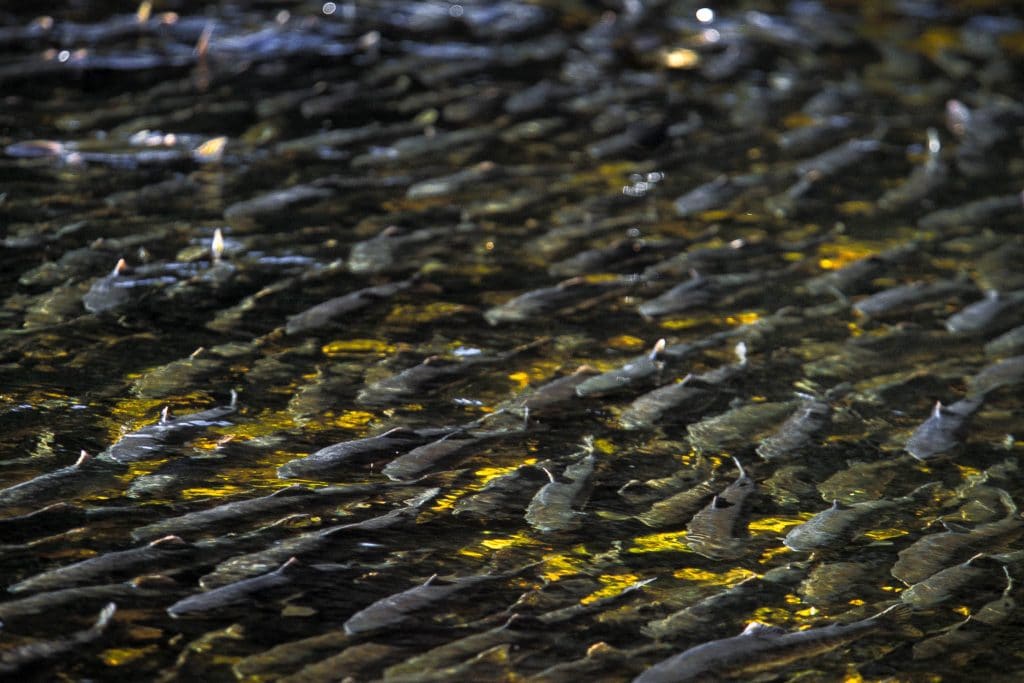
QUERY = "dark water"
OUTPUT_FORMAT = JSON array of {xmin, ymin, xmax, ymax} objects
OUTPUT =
[{"xmin": 2, "ymin": 0, "xmax": 1024, "ymax": 680}]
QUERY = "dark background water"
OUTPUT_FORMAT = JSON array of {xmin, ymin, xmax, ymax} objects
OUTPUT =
[{"xmin": 2, "ymin": 1, "xmax": 1024, "ymax": 681}]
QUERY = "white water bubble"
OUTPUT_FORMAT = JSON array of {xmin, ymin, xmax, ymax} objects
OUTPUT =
[
  {"xmin": 322, "ymin": 2, "xmax": 336, "ymax": 15},
  {"xmin": 696, "ymin": 7, "xmax": 714, "ymax": 23}
]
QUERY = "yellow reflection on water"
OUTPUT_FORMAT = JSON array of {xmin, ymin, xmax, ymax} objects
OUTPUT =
[
  {"xmin": 672, "ymin": 566, "xmax": 756, "ymax": 585},
  {"xmin": 321, "ymin": 339, "xmax": 396, "ymax": 356},
  {"xmin": 101, "ymin": 645, "xmax": 159, "ymax": 667},
  {"xmin": 630, "ymin": 530, "xmax": 689, "ymax": 554},
  {"xmin": 581, "ymin": 573, "xmax": 642, "ymax": 604},
  {"xmin": 862, "ymin": 528, "xmax": 909, "ymax": 541},
  {"xmin": 748, "ymin": 514, "xmax": 814, "ymax": 535}
]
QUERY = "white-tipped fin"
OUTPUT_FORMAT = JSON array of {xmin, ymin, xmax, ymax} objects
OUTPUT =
[
  {"xmin": 160, "ymin": 406, "xmax": 172, "ymax": 424},
  {"xmin": 931, "ymin": 401, "xmax": 944, "ymax": 419},
  {"xmin": 73, "ymin": 450, "xmax": 91, "ymax": 467},
  {"xmin": 735, "ymin": 341, "xmax": 748, "ymax": 365},
  {"xmin": 649, "ymin": 338, "xmax": 666, "ymax": 360},
  {"xmin": 94, "ymin": 602, "xmax": 117, "ymax": 630},
  {"xmin": 229, "ymin": 389, "xmax": 238, "ymax": 408},
  {"xmin": 211, "ymin": 228, "xmax": 225, "ymax": 262},
  {"xmin": 113, "ymin": 258, "xmax": 128, "ymax": 276},
  {"xmin": 540, "ymin": 466, "xmax": 556, "ymax": 484}
]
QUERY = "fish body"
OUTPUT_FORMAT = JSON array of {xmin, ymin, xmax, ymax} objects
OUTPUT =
[
  {"xmin": 168, "ymin": 557, "xmax": 299, "ymax": 617},
  {"xmin": 900, "ymin": 554, "xmax": 999, "ymax": 609},
  {"xmin": 98, "ymin": 393, "xmax": 238, "ymax": 464},
  {"xmin": 277, "ymin": 427, "xmax": 440, "ymax": 479},
  {"xmin": 756, "ymin": 396, "xmax": 831, "ymax": 461},
  {"xmin": 785, "ymin": 498, "xmax": 899, "ymax": 552},
  {"xmin": 525, "ymin": 452, "xmax": 596, "ymax": 533},
  {"xmin": 0, "ymin": 451, "xmax": 115, "ymax": 509},
  {"xmin": 905, "ymin": 397, "xmax": 983, "ymax": 460},
  {"xmin": 945, "ymin": 290, "xmax": 1024, "ymax": 336},
  {"xmin": 285, "ymin": 280, "xmax": 412, "ymax": 335},
  {"xmin": 620, "ymin": 378, "xmax": 714, "ymax": 431},
  {"xmin": 968, "ymin": 354, "xmax": 1024, "ymax": 396},
  {"xmin": 686, "ymin": 458, "xmax": 755, "ymax": 559},
  {"xmin": 0, "ymin": 603, "xmax": 116, "ymax": 674},
  {"xmin": 853, "ymin": 279, "xmax": 974, "ymax": 318},
  {"xmin": 344, "ymin": 574, "xmax": 479, "ymax": 636},
  {"xmin": 892, "ymin": 489, "xmax": 1022, "ymax": 585},
  {"xmin": 8, "ymin": 535, "xmax": 195, "ymax": 594},
  {"xmin": 634, "ymin": 604, "xmax": 909, "ymax": 683},
  {"xmin": 575, "ymin": 347, "xmax": 664, "ymax": 398}
]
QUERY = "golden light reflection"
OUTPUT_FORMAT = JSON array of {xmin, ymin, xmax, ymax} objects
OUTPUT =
[
  {"xmin": 748, "ymin": 514, "xmax": 814, "ymax": 535},
  {"xmin": 101, "ymin": 646, "xmax": 158, "ymax": 667},
  {"xmin": 862, "ymin": 528, "xmax": 910, "ymax": 541},
  {"xmin": 322, "ymin": 339, "xmax": 396, "ymax": 356},
  {"xmin": 630, "ymin": 530, "xmax": 689, "ymax": 554},
  {"xmin": 662, "ymin": 48, "xmax": 699, "ymax": 69},
  {"xmin": 672, "ymin": 566, "xmax": 756, "ymax": 585},
  {"xmin": 540, "ymin": 547, "xmax": 591, "ymax": 582},
  {"xmin": 581, "ymin": 573, "xmax": 642, "ymax": 604}
]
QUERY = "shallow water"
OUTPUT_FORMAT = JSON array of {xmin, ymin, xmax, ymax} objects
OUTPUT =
[{"xmin": 2, "ymin": 0, "xmax": 1024, "ymax": 680}]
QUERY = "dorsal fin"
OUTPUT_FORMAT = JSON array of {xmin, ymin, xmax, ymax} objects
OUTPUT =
[
  {"xmin": 649, "ymin": 338, "xmax": 666, "ymax": 360},
  {"xmin": 931, "ymin": 401, "xmax": 944, "ymax": 419},
  {"xmin": 160, "ymin": 406, "xmax": 172, "ymax": 424},
  {"xmin": 73, "ymin": 450, "xmax": 91, "ymax": 467}
]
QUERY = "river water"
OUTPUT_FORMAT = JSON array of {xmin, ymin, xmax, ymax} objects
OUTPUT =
[{"xmin": 2, "ymin": 1, "xmax": 1024, "ymax": 681}]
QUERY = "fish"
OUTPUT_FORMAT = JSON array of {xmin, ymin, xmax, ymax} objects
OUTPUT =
[
  {"xmin": 945, "ymin": 290, "xmax": 1024, "ymax": 336},
  {"xmin": 168, "ymin": 557, "xmax": 301, "ymax": 617},
  {"xmin": 777, "ymin": 116, "xmax": 857, "ymax": 156},
  {"xmin": 891, "ymin": 488, "xmax": 1023, "ymax": 585},
  {"xmin": 798, "ymin": 561, "xmax": 882, "ymax": 606},
  {"xmin": 276, "ymin": 427, "xmax": 445, "ymax": 479},
  {"xmin": 0, "ymin": 602, "xmax": 116, "ymax": 674},
  {"xmin": 381, "ymin": 428, "xmax": 517, "ymax": 481},
  {"xmin": 877, "ymin": 127, "xmax": 949, "ymax": 211},
  {"xmin": 129, "ymin": 484, "xmax": 349, "ymax": 541},
  {"xmin": 900, "ymin": 553, "xmax": 1004, "ymax": 609},
  {"xmin": 525, "ymin": 446, "xmax": 596, "ymax": 533},
  {"xmin": 343, "ymin": 573, "xmax": 488, "ymax": 636},
  {"xmin": 484, "ymin": 275, "xmax": 636, "ymax": 325},
  {"xmin": 687, "ymin": 399, "xmax": 799, "ymax": 453},
  {"xmin": 503, "ymin": 365, "xmax": 599, "ymax": 419},
  {"xmin": 7, "ymin": 535, "xmax": 197, "ymax": 594},
  {"xmin": 633, "ymin": 603, "xmax": 912, "ymax": 683},
  {"xmin": 792, "ymin": 133, "xmax": 883, "ymax": 179},
  {"xmin": 967, "ymin": 354, "xmax": 1024, "ymax": 396},
  {"xmin": 97, "ymin": 391, "xmax": 238, "ymax": 464},
  {"xmin": 985, "ymin": 323, "xmax": 1024, "ymax": 357},
  {"xmin": 223, "ymin": 183, "xmax": 335, "ymax": 222},
  {"xmin": 853, "ymin": 278, "xmax": 975, "ymax": 318},
  {"xmin": 638, "ymin": 270, "xmax": 764, "ymax": 318},
  {"xmin": 284, "ymin": 279, "xmax": 414, "ymax": 335},
  {"xmin": 645, "ymin": 564, "xmax": 807, "ymax": 642},
  {"xmin": 0, "ymin": 502, "xmax": 87, "ymax": 543},
  {"xmin": 0, "ymin": 450, "xmax": 117, "ymax": 509},
  {"xmin": 619, "ymin": 374, "xmax": 716, "ymax": 431},
  {"xmin": 672, "ymin": 174, "xmax": 763, "ymax": 217},
  {"xmin": 785, "ymin": 484, "xmax": 937, "ymax": 552},
  {"xmin": 686, "ymin": 457, "xmax": 756, "ymax": 560},
  {"xmin": 452, "ymin": 461, "xmax": 557, "ymax": 520},
  {"xmin": 803, "ymin": 243, "xmax": 918, "ymax": 298},
  {"xmin": 905, "ymin": 396, "xmax": 984, "ymax": 461},
  {"xmin": 382, "ymin": 615, "xmax": 532, "ymax": 680},
  {"xmin": 917, "ymin": 192, "xmax": 1023, "ymax": 231},
  {"xmin": 912, "ymin": 566, "xmax": 1015, "ymax": 660},
  {"xmin": 200, "ymin": 489, "xmax": 438, "ymax": 588},
  {"xmin": 756, "ymin": 393, "xmax": 834, "ymax": 461},
  {"xmin": 575, "ymin": 339, "xmax": 665, "ymax": 398}
]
